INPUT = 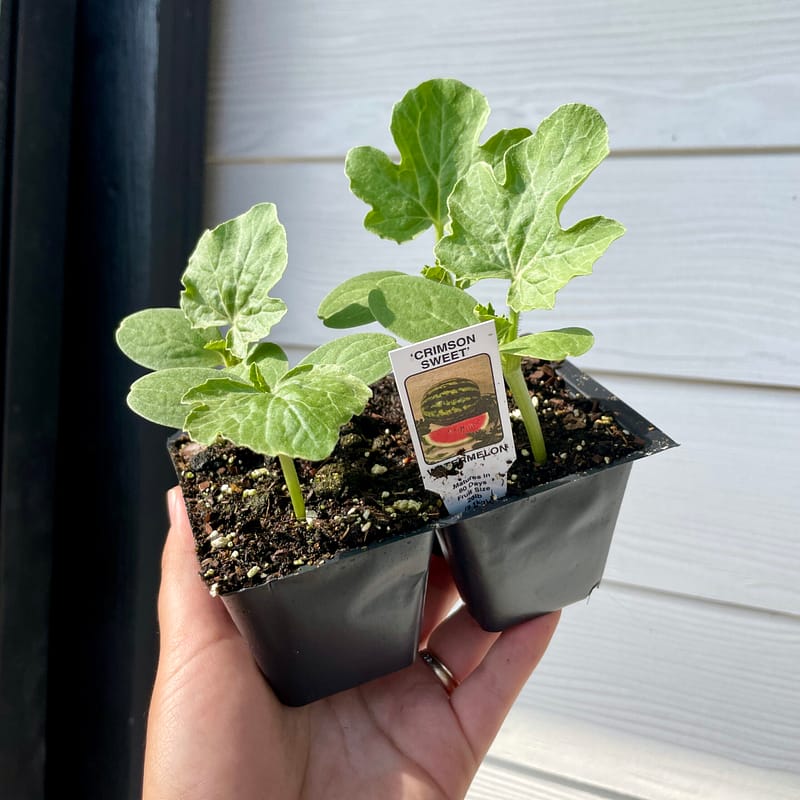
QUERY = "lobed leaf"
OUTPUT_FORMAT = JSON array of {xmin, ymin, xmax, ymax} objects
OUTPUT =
[
  {"xmin": 435, "ymin": 104, "xmax": 625, "ymax": 313},
  {"xmin": 478, "ymin": 127, "xmax": 532, "ymax": 182},
  {"xmin": 180, "ymin": 203, "xmax": 288, "ymax": 360},
  {"xmin": 499, "ymin": 327, "xmax": 595, "ymax": 360},
  {"xmin": 346, "ymin": 78, "xmax": 490, "ymax": 242},
  {"xmin": 474, "ymin": 302, "xmax": 514, "ymax": 343},
  {"xmin": 115, "ymin": 308, "xmax": 222, "ymax": 370},
  {"xmin": 183, "ymin": 365, "xmax": 372, "ymax": 462}
]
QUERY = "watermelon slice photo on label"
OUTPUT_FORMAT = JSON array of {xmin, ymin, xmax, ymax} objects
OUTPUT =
[
  {"xmin": 417, "ymin": 398, "xmax": 504, "ymax": 464},
  {"xmin": 423, "ymin": 411, "xmax": 490, "ymax": 447}
]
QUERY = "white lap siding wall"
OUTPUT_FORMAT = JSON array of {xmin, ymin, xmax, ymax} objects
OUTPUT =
[{"xmin": 202, "ymin": 1, "xmax": 800, "ymax": 797}]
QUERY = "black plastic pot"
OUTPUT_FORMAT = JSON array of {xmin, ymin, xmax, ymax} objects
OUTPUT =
[
  {"xmin": 166, "ymin": 431, "xmax": 436, "ymax": 707},
  {"xmin": 220, "ymin": 526, "xmax": 434, "ymax": 705},
  {"xmin": 436, "ymin": 360, "xmax": 678, "ymax": 632}
]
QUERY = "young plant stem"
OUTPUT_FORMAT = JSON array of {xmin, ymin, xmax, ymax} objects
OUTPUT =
[
  {"xmin": 435, "ymin": 229, "xmax": 547, "ymax": 464},
  {"xmin": 502, "ymin": 355, "xmax": 548, "ymax": 465},
  {"xmin": 278, "ymin": 454, "xmax": 306, "ymax": 520}
]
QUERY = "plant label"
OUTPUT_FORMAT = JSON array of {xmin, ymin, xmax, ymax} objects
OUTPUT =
[{"xmin": 389, "ymin": 320, "xmax": 516, "ymax": 515}]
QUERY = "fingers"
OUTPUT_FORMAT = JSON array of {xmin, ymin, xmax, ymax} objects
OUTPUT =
[
  {"xmin": 423, "ymin": 604, "xmax": 500, "ymax": 682},
  {"xmin": 413, "ymin": 602, "xmax": 560, "ymax": 774},
  {"xmin": 158, "ymin": 487, "xmax": 238, "ymax": 651},
  {"xmin": 419, "ymin": 554, "xmax": 461, "ymax": 645},
  {"xmin": 453, "ymin": 611, "xmax": 560, "ymax": 758},
  {"xmin": 416, "ymin": 602, "xmax": 559, "ymax": 756}
]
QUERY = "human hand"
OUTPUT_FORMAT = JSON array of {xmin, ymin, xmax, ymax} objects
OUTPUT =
[{"xmin": 142, "ymin": 487, "xmax": 560, "ymax": 800}]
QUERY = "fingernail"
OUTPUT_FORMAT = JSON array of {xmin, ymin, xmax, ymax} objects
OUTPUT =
[{"xmin": 167, "ymin": 487, "xmax": 180, "ymax": 524}]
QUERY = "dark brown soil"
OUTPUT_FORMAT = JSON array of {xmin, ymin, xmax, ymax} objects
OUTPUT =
[{"xmin": 169, "ymin": 359, "xmax": 647, "ymax": 596}]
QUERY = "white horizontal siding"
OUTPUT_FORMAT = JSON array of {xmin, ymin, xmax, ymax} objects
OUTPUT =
[
  {"xmin": 596, "ymin": 375, "xmax": 800, "ymax": 616},
  {"xmin": 469, "ymin": 709, "xmax": 800, "ymax": 799},
  {"xmin": 524, "ymin": 585, "xmax": 800, "ymax": 771},
  {"xmin": 207, "ymin": 0, "xmax": 800, "ymax": 156},
  {"xmin": 203, "ymin": 154, "xmax": 800, "ymax": 387},
  {"xmin": 203, "ymin": 0, "xmax": 800, "ymax": 796}
]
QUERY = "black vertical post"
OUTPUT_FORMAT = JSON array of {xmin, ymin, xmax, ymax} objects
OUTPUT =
[
  {"xmin": 0, "ymin": 2, "xmax": 77, "ymax": 799},
  {"xmin": 43, "ymin": 3, "xmax": 210, "ymax": 800}
]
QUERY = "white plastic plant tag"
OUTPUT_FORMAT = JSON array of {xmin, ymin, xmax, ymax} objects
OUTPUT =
[{"xmin": 389, "ymin": 320, "xmax": 516, "ymax": 515}]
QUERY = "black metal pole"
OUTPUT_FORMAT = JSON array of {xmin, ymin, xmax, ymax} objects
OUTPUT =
[
  {"xmin": 44, "ymin": 2, "xmax": 210, "ymax": 799},
  {"xmin": 0, "ymin": 2, "xmax": 76, "ymax": 799}
]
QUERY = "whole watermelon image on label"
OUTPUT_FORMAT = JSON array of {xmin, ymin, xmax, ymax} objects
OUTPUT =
[{"xmin": 420, "ymin": 378, "xmax": 482, "ymax": 424}]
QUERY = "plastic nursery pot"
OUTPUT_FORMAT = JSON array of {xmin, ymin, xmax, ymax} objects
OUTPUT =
[
  {"xmin": 220, "ymin": 526, "xmax": 434, "ymax": 706},
  {"xmin": 166, "ymin": 432, "xmax": 435, "ymax": 706},
  {"xmin": 436, "ymin": 360, "xmax": 678, "ymax": 632}
]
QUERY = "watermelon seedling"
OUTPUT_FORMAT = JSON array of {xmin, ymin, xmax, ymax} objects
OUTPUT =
[
  {"xmin": 318, "ymin": 77, "xmax": 624, "ymax": 464},
  {"xmin": 115, "ymin": 203, "xmax": 398, "ymax": 521}
]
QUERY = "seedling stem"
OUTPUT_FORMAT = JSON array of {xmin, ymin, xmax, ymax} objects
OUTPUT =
[{"xmin": 279, "ymin": 454, "xmax": 306, "ymax": 520}]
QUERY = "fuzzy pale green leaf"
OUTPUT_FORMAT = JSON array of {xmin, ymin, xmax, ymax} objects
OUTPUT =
[
  {"xmin": 346, "ymin": 78, "xmax": 490, "ymax": 242},
  {"xmin": 420, "ymin": 265, "xmax": 455, "ymax": 285},
  {"xmin": 420, "ymin": 264, "xmax": 474, "ymax": 290},
  {"xmin": 115, "ymin": 308, "xmax": 222, "ymax": 370},
  {"xmin": 126, "ymin": 367, "xmax": 224, "ymax": 429},
  {"xmin": 367, "ymin": 275, "xmax": 478, "ymax": 343},
  {"xmin": 474, "ymin": 302, "xmax": 514, "ymax": 343},
  {"xmin": 298, "ymin": 333, "xmax": 397, "ymax": 386},
  {"xmin": 180, "ymin": 203, "xmax": 288, "ymax": 360},
  {"xmin": 499, "ymin": 327, "xmax": 595, "ymax": 360},
  {"xmin": 436, "ymin": 104, "xmax": 625, "ymax": 312},
  {"xmin": 242, "ymin": 342, "xmax": 289, "ymax": 388},
  {"xmin": 183, "ymin": 365, "xmax": 371, "ymax": 461},
  {"xmin": 317, "ymin": 270, "xmax": 405, "ymax": 328},
  {"xmin": 478, "ymin": 127, "xmax": 532, "ymax": 182}
]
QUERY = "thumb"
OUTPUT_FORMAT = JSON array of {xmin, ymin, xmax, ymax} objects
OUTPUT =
[{"xmin": 158, "ymin": 487, "xmax": 239, "ymax": 656}]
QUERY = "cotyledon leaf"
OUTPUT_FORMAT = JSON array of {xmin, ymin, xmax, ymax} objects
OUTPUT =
[
  {"xmin": 126, "ymin": 367, "xmax": 224, "ymax": 429},
  {"xmin": 367, "ymin": 275, "xmax": 479, "ymax": 343},
  {"xmin": 317, "ymin": 270, "xmax": 405, "ymax": 328},
  {"xmin": 499, "ymin": 328, "xmax": 595, "ymax": 360},
  {"xmin": 298, "ymin": 333, "xmax": 398, "ymax": 386},
  {"xmin": 115, "ymin": 308, "xmax": 222, "ymax": 371}
]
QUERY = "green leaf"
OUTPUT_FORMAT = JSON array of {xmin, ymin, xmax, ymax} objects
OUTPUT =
[
  {"xmin": 367, "ymin": 275, "xmax": 478, "ymax": 342},
  {"xmin": 435, "ymin": 104, "xmax": 625, "ymax": 312},
  {"xmin": 204, "ymin": 339, "xmax": 230, "ymax": 354},
  {"xmin": 183, "ymin": 365, "xmax": 372, "ymax": 461},
  {"xmin": 474, "ymin": 302, "xmax": 514, "ymax": 343},
  {"xmin": 126, "ymin": 367, "xmax": 223, "ymax": 429},
  {"xmin": 317, "ymin": 270, "xmax": 405, "ymax": 328},
  {"xmin": 115, "ymin": 308, "xmax": 222, "ymax": 370},
  {"xmin": 478, "ymin": 127, "xmax": 532, "ymax": 182},
  {"xmin": 420, "ymin": 264, "xmax": 455, "ymax": 285},
  {"xmin": 345, "ymin": 78, "xmax": 490, "ymax": 242},
  {"xmin": 180, "ymin": 203, "xmax": 289, "ymax": 360},
  {"xmin": 499, "ymin": 327, "xmax": 595, "ymax": 360},
  {"xmin": 249, "ymin": 363, "xmax": 272, "ymax": 392},
  {"xmin": 241, "ymin": 342, "xmax": 290, "ymax": 388},
  {"xmin": 299, "ymin": 333, "xmax": 398, "ymax": 386}
]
